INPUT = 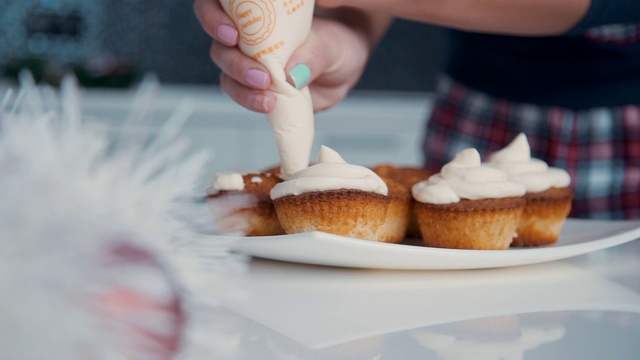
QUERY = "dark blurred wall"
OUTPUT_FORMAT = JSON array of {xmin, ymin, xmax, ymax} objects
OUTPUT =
[
  {"xmin": 359, "ymin": 20, "xmax": 445, "ymax": 91},
  {"xmin": 0, "ymin": 1, "xmax": 444, "ymax": 91}
]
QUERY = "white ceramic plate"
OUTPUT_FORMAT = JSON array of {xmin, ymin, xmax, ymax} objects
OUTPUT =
[{"xmin": 224, "ymin": 219, "xmax": 640, "ymax": 270}]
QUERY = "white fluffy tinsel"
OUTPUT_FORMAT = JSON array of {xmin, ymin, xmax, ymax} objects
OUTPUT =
[{"xmin": 0, "ymin": 73, "xmax": 216, "ymax": 359}]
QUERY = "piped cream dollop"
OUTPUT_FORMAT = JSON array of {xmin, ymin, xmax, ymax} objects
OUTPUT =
[
  {"xmin": 212, "ymin": 172, "xmax": 245, "ymax": 191},
  {"xmin": 412, "ymin": 148, "xmax": 526, "ymax": 204},
  {"xmin": 220, "ymin": 0, "xmax": 316, "ymax": 179},
  {"xmin": 487, "ymin": 133, "xmax": 571, "ymax": 193},
  {"xmin": 270, "ymin": 146, "xmax": 388, "ymax": 200}
]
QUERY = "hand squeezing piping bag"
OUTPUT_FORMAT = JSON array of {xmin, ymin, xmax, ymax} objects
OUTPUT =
[{"xmin": 220, "ymin": 0, "xmax": 315, "ymax": 178}]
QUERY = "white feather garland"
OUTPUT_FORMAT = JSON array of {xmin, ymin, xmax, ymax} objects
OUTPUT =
[{"xmin": 0, "ymin": 73, "xmax": 227, "ymax": 360}]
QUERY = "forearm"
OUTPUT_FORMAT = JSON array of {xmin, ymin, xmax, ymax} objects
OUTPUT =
[{"xmin": 332, "ymin": 0, "xmax": 591, "ymax": 36}]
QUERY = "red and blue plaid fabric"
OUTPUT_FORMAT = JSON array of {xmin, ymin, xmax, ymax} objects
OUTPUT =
[
  {"xmin": 584, "ymin": 24, "xmax": 640, "ymax": 44},
  {"xmin": 422, "ymin": 76, "xmax": 640, "ymax": 220}
]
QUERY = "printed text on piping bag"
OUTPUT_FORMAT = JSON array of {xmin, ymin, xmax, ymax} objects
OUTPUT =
[{"xmin": 220, "ymin": 0, "xmax": 315, "ymax": 178}]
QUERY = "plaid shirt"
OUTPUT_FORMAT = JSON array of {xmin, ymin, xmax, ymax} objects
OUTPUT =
[{"xmin": 422, "ymin": 76, "xmax": 640, "ymax": 220}]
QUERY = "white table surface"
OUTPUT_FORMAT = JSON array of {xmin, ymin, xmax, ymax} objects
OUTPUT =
[{"xmin": 177, "ymin": 228, "xmax": 640, "ymax": 360}]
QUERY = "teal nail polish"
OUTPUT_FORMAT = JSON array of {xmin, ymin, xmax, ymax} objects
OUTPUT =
[{"xmin": 289, "ymin": 64, "xmax": 311, "ymax": 89}]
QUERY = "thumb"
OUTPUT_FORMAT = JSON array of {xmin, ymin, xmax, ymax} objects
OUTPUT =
[{"xmin": 283, "ymin": 32, "xmax": 332, "ymax": 90}]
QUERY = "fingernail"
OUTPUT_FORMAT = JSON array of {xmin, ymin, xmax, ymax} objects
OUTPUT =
[
  {"xmin": 288, "ymin": 64, "xmax": 311, "ymax": 89},
  {"xmin": 249, "ymin": 93, "xmax": 272, "ymax": 112},
  {"xmin": 216, "ymin": 24, "xmax": 238, "ymax": 45},
  {"xmin": 245, "ymin": 69, "xmax": 269, "ymax": 89}
]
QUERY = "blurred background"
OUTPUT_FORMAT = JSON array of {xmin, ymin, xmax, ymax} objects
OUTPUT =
[
  {"xmin": 0, "ymin": 0, "xmax": 444, "ymax": 181},
  {"xmin": 0, "ymin": 0, "xmax": 445, "ymax": 90}
]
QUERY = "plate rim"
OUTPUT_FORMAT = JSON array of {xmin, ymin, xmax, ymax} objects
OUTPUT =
[{"xmin": 220, "ymin": 218, "xmax": 640, "ymax": 269}]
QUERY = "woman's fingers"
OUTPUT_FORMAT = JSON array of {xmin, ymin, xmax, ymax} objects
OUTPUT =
[
  {"xmin": 193, "ymin": 0, "xmax": 238, "ymax": 46},
  {"xmin": 283, "ymin": 17, "xmax": 371, "ymax": 111},
  {"xmin": 195, "ymin": 0, "xmax": 277, "ymax": 114},
  {"xmin": 285, "ymin": 33, "xmax": 348, "ymax": 111},
  {"xmin": 210, "ymin": 41, "xmax": 272, "ymax": 90},
  {"xmin": 220, "ymin": 73, "xmax": 277, "ymax": 113},
  {"xmin": 284, "ymin": 32, "xmax": 333, "ymax": 91},
  {"xmin": 198, "ymin": 2, "xmax": 371, "ymax": 114}
]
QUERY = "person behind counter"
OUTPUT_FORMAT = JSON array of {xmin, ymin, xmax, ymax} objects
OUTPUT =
[{"xmin": 194, "ymin": 0, "xmax": 640, "ymax": 220}]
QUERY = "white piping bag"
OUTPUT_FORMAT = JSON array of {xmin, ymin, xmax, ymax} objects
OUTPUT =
[{"xmin": 220, "ymin": 0, "xmax": 315, "ymax": 178}]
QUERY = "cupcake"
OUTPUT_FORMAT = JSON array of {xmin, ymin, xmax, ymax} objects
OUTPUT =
[
  {"xmin": 412, "ymin": 148, "xmax": 527, "ymax": 250},
  {"xmin": 207, "ymin": 171, "xmax": 285, "ymax": 236},
  {"xmin": 486, "ymin": 133, "xmax": 573, "ymax": 246},
  {"xmin": 270, "ymin": 146, "xmax": 390, "ymax": 241},
  {"xmin": 374, "ymin": 174, "xmax": 412, "ymax": 243},
  {"xmin": 372, "ymin": 164, "xmax": 432, "ymax": 239}
]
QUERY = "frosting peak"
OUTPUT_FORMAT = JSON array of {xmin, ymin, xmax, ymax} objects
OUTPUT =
[
  {"xmin": 487, "ymin": 133, "xmax": 571, "ymax": 193},
  {"xmin": 270, "ymin": 146, "xmax": 388, "ymax": 199},
  {"xmin": 441, "ymin": 148, "xmax": 508, "ymax": 183},
  {"xmin": 489, "ymin": 133, "xmax": 531, "ymax": 163},
  {"xmin": 446, "ymin": 147, "xmax": 481, "ymax": 167},
  {"xmin": 412, "ymin": 148, "xmax": 526, "ymax": 204},
  {"xmin": 317, "ymin": 145, "xmax": 346, "ymax": 163}
]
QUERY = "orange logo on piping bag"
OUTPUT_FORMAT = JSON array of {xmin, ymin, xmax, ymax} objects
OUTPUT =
[
  {"xmin": 229, "ymin": 0, "xmax": 276, "ymax": 46},
  {"xmin": 252, "ymin": 40, "xmax": 286, "ymax": 60},
  {"xmin": 284, "ymin": 0, "xmax": 305, "ymax": 15}
]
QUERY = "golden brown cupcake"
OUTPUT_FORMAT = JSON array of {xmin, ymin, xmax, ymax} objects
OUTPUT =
[
  {"xmin": 207, "ymin": 172, "xmax": 284, "ymax": 236},
  {"xmin": 273, "ymin": 190, "xmax": 389, "ymax": 240},
  {"xmin": 486, "ymin": 133, "xmax": 573, "ymax": 246},
  {"xmin": 271, "ymin": 146, "xmax": 390, "ymax": 241},
  {"xmin": 412, "ymin": 148, "xmax": 527, "ymax": 250},
  {"xmin": 374, "ymin": 175, "xmax": 412, "ymax": 243},
  {"xmin": 512, "ymin": 187, "xmax": 573, "ymax": 246},
  {"xmin": 372, "ymin": 164, "xmax": 432, "ymax": 239},
  {"xmin": 414, "ymin": 198, "xmax": 526, "ymax": 250},
  {"xmin": 371, "ymin": 164, "xmax": 432, "ymax": 186}
]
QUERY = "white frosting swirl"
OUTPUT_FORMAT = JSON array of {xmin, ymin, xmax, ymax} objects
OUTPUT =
[
  {"xmin": 412, "ymin": 148, "xmax": 526, "ymax": 204},
  {"xmin": 487, "ymin": 133, "xmax": 571, "ymax": 193},
  {"xmin": 212, "ymin": 172, "xmax": 245, "ymax": 191},
  {"xmin": 270, "ymin": 146, "xmax": 388, "ymax": 199}
]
